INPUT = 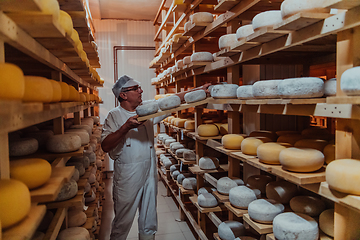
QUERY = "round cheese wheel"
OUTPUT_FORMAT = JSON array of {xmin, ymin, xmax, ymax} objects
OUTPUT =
[
  {"xmin": 70, "ymin": 125, "xmax": 92, "ymax": 136},
  {"xmin": 39, "ymin": 0, "xmax": 60, "ymax": 21},
  {"xmin": 174, "ymin": 148, "xmax": 186, "ymax": 158},
  {"xmin": 165, "ymin": 139, "xmax": 176, "ymax": 147},
  {"xmin": 65, "ymin": 129, "xmax": 90, "ymax": 145},
  {"xmin": 278, "ymin": 77, "xmax": 324, "ymax": 99},
  {"xmin": 171, "ymin": 117, "xmax": 180, "ymax": 125},
  {"xmin": 218, "ymin": 221, "xmax": 245, "ymax": 240},
  {"xmin": 218, "ymin": 123, "xmax": 228, "ymax": 135},
  {"xmin": 241, "ymin": 137, "xmax": 267, "ymax": 156},
  {"xmin": 68, "ymin": 210, "xmax": 87, "ymax": 227},
  {"xmin": 198, "ymin": 187, "xmax": 213, "ymax": 195},
  {"xmin": 248, "ymin": 199, "xmax": 284, "ymax": 223},
  {"xmin": 236, "ymin": 24, "xmax": 254, "ymax": 40},
  {"xmin": 279, "ymin": 147, "xmax": 325, "ymax": 172},
  {"xmin": 324, "ymin": 78, "xmax": 336, "ymax": 96},
  {"xmin": 136, "ymin": 100, "xmax": 159, "ymax": 116},
  {"xmin": 237, "ymin": 85, "xmax": 254, "ymax": 99},
  {"xmin": 198, "ymin": 193, "xmax": 218, "ymax": 208},
  {"xmin": 232, "ymin": 178, "xmax": 245, "ymax": 186},
  {"xmin": 340, "ymin": 66, "xmax": 360, "ymax": 96},
  {"xmin": 59, "ymin": 82, "xmax": 70, "ymax": 101},
  {"xmin": 221, "ymin": 134, "xmax": 244, "ymax": 150},
  {"xmin": 199, "ymin": 156, "xmax": 219, "ymax": 170},
  {"xmin": 294, "ymin": 139, "xmax": 328, "ymax": 152},
  {"xmin": 0, "ymin": 179, "xmax": 31, "ymax": 228},
  {"xmin": 182, "ymin": 177, "xmax": 197, "ymax": 190},
  {"xmin": 59, "ymin": 10, "xmax": 73, "ymax": 37},
  {"xmin": 0, "ymin": 63, "xmax": 25, "ymax": 100},
  {"xmin": 9, "ymin": 137, "xmax": 38, "ymax": 156},
  {"xmin": 219, "ymin": 34, "xmax": 238, "ymax": 50},
  {"xmin": 23, "ymin": 76, "xmax": 53, "ymax": 102},
  {"xmin": 281, "ymin": 0, "xmax": 330, "ymax": 18},
  {"xmin": 266, "ymin": 180, "xmax": 298, "ymax": 204},
  {"xmin": 58, "ymin": 227, "xmax": 90, "ymax": 240},
  {"xmin": 326, "ymin": 159, "xmax": 360, "ymax": 195},
  {"xmin": 191, "ymin": 12, "xmax": 213, "ymax": 24},
  {"xmin": 84, "ymin": 182, "xmax": 91, "ymax": 193},
  {"xmin": 273, "ymin": 212, "xmax": 319, "ymax": 240},
  {"xmin": 85, "ymin": 189, "xmax": 96, "ymax": 203},
  {"xmin": 163, "ymin": 159, "xmax": 173, "ymax": 170},
  {"xmin": 49, "ymin": 80, "xmax": 62, "ymax": 102},
  {"xmin": 252, "ymin": 11, "xmax": 283, "ymax": 30},
  {"xmin": 158, "ymin": 95, "xmax": 181, "ymax": 110},
  {"xmin": 174, "ymin": 119, "xmax": 187, "ymax": 128},
  {"xmin": 170, "ymin": 143, "xmax": 185, "ymax": 152},
  {"xmin": 319, "ymin": 209, "xmax": 334, "ymax": 237},
  {"xmin": 176, "ymin": 59, "xmax": 184, "ymax": 69},
  {"xmin": 252, "ymin": 80, "xmax": 282, "ymax": 99},
  {"xmin": 184, "ymin": 89, "xmax": 207, "ymax": 103},
  {"xmin": 210, "ymin": 84, "xmax": 238, "ymax": 99},
  {"xmin": 177, "ymin": 174, "xmax": 186, "ymax": 184},
  {"xmin": 170, "ymin": 164, "xmax": 180, "ymax": 173},
  {"xmin": 246, "ymin": 175, "xmax": 273, "ymax": 194},
  {"xmin": 84, "ymin": 151, "xmax": 96, "ymax": 163},
  {"xmin": 249, "ymin": 130, "xmax": 278, "ymax": 142},
  {"xmin": 191, "ymin": 52, "xmax": 213, "ymax": 62},
  {"xmin": 183, "ymin": 149, "xmax": 196, "ymax": 161},
  {"xmin": 71, "ymin": 168, "xmax": 80, "ymax": 182},
  {"xmin": 26, "ymin": 130, "xmax": 53, "ymax": 148},
  {"xmin": 184, "ymin": 120, "xmax": 195, "ymax": 130},
  {"xmin": 68, "ymin": 86, "xmax": 80, "ymax": 102},
  {"xmin": 10, "ymin": 158, "xmax": 51, "ymax": 189},
  {"xmin": 277, "ymin": 134, "xmax": 304, "ymax": 145},
  {"xmin": 198, "ymin": 124, "xmax": 219, "ymax": 137},
  {"xmin": 290, "ymin": 195, "xmax": 325, "ymax": 217},
  {"xmin": 217, "ymin": 177, "xmax": 237, "ymax": 195},
  {"xmin": 172, "ymin": 170, "xmax": 180, "ymax": 179},
  {"xmin": 47, "ymin": 134, "xmax": 82, "ymax": 153},
  {"xmin": 56, "ymin": 179, "xmax": 78, "ymax": 201},
  {"xmin": 229, "ymin": 186, "xmax": 257, "ymax": 209},
  {"xmin": 67, "ymin": 162, "xmax": 85, "ymax": 176},
  {"xmin": 183, "ymin": 56, "xmax": 191, "ymax": 65},
  {"xmin": 323, "ymin": 143, "xmax": 335, "ymax": 164},
  {"xmin": 257, "ymin": 142, "xmax": 288, "ymax": 165}
]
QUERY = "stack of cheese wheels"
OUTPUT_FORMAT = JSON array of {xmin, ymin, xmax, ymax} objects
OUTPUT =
[
  {"xmin": 197, "ymin": 124, "xmax": 219, "ymax": 137},
  {"xmin": 219, "ymin": 34, "xmax": 238, "ymax": 50},
  {"xmin": 323, "ymin": 143, "xmax": 335, "ymax": 164},
  {"xmin": 249, "ymin": 130, "xmax": 278, "ymax": 142},
  {"xmin": 217, "ymin": 177, "xmax": 237, "ymax": 195},
  {"xmin": 341, "ymin": 67, "xmax": 360, "ymax": 95},
  {"xmin": 174, "ymin": 118, "xmax": 187, "ymax": 128},
  {"xmin": 210, "ymin": 84, "xmax": 239, "ymax": 98},
  {"xmin": 246, "ymin": 175, "xmax": 273, "ymax": 195},
  {"xmin": 266, "ymin": 180, "xmax": 298, "ymax": 204},
  {"xmin": 281, "ymin": 0, "xmax": 330, "ymax": 18},
  {"xmin": 279, "ymin": 147, "xmax": 325, "ymax": 172},
  {"xmin": 47, "ymin": 134, "xmax": 82, "ymax": 153},
  {"xmin": 158, "ymin": 95, "xmax": 181, "ymax": 110},
  {"xmin": 326, "ymin": 159, "xmax": 360, "ymax": 195},
  {"xmin": 248, "ymin": 199, "xmax": 284, "ymax": 223},
  {"xmin": 319, "ymin": 209, "xmax": 334, "ymax": 237},
  {"xmin": 183, "ymin": 149, "xmax": 196, "ymax": 161},
  {"xmin": 136, "ymin": 100, "xmax": 159, "ymax": 116},
  {"xmin": 257, "ymin": 142, "xmax": 289, "ymax": 164},
  {"xmin": 23, "ymin": 76, "xmax": 53, "ymax": 102},
  {"xmin": 0, "ymin": 179, "xmax": 31, "ymax": 228},
  {"xmin": 237, "ymin": 85, "xmax": 254, "ymax": 99},
  {"xmin": 56, "ymin": 179, "xmax": 78, "ymax": 201},
  {"xmin": 324, "ymin": 78, "xmax": 337, "ymax": 96},
  {"xmin": 190, "ymin": 12, "xmax": 214, "ymax": 24},
  {"xmin": 229, "ymin": 186, "xmax": 257, "ymax": 209},
  {"xmin": 184, "ymin": 89, "xmax": 206, "ymax": 103},
  {"xmin": 289, "ymin": 195, "xmax": 325, "ymax": 217},
  {"xmin": 218, "ymin": 221, "xmax": 245, "ymax": 240},
  {"xmin": 277, "ymin": 133, "xmax": 304, "ymax": 145},
  {"xmin": 221, "ymin": 134, "xmax": 243, "ymax": 150},
  {"xmin": 49, "ymin": 80, "xmax": 62, "ymax": 102},
  {"xmin": 294, "ymin": 139, "xmax": 328, "ymax": 151},
  {"xmin": 252, "ymin": 10, "xmax": 283, "ymax": 30},
  {"xmin": 59, "ymin": 10, "xmax": 73, "ymax": 37},
  {"xmin": 252, "ymin": 80, "xmax": 282, "ymax": 99},
  {"xmin": 9, "ymin": 138, "xmax": 38, "ymax": 156},
  {"xmin": 10, "ymin": 158, "xmax": 52, "ymax": 189},
  {"xmin": 241, "ymin": 137, "xmax": 269, "ymax": 156},
  {"xmin": 0, "ymin": 63, "xmax": 25, "ymax": 100},
  {"xmin": 198, "ymin": 193, "xmax": 218, "ymax": 208},
  {"xmin": 273, "ymin": 212, "xmax": 319, "ymax": 240},
  {"xmin": 182, "ymin": 177, "xmax": 197, "ymax": 190},
  {"xmin": 57, "ymin": 227, "xmax": 90, "ymax": 240},
  {"xmin": 190, "ymin": 52, "xmax": 213, "ymax": 62},
  {"xmin": 199, "ymin": 156, "xmax": 219, "ymax": 170},
  {"xmin": 236, "ymin": 24, "xmax": 254, "ymax": 40},
  {"xmin": 278, "ymin": 77, "xmax": 324, "ymax": 98},
  {"xmin": 184, "ymin": 120, "xmax": 195, "ymax": 130}
]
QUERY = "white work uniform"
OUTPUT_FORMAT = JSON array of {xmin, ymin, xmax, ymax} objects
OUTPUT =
[{"xmin": 101, "ymin": 105, "xmax": 165, "ymax": 240}]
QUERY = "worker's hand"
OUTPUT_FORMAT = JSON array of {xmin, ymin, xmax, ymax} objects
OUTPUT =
[{"xmin": 124, "ymin": 115, "xmax": 144, "ymax": 130}]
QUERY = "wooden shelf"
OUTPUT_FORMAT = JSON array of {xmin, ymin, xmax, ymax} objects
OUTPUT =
[
  {"xmin": 189, "ymin": 195, "xmax": 226, "ymax": 213},
  {"xmin": 204, "ymin": 173, "xmax": 218, "ymax": 188},
  {"xmin": 46, "ymin": 189, "xmax": 85, "ymax": 209},
  {"xmin": 183, "ymin": 22, "xmax": 208, "ymax": 36},
  {"xmin": 214, "ymin": 0, "xmax": 240, "ymax": 11},
  {"xmin": 189, "ymin": 164, "xmax": 229, "ymax": 175},
  {"xmin": 215, "ymin": 146, "xmax": 241, "ymax": 156},
  {"xmin": 30, "ymin": 176, "xmax": 65, "ymax": 203},
  {"xmin": 11, "ymin": 147, "xmax": 85, "ymax": 161},
  {"xmin": 274, "ymin": 12, "xmax": 333, "ymax": 31},
  {"xmin": 230, "ymin": 151, "xmax": 257, "ymax": 162},
  {"xmin": 271, "ymin": 165, "xmax": 326, "ymax": 185},
  {"xmin": 44, "ymin": 207, "xmax": 66, "ymax": 240},
  {"xmin": 176, "ymin": 181, "xmax": 195, "ymax": 195},
  {"xmin": 243, "ymin": 213, "xmax": 273, "ymax": 235},
  {"xmin": 244, "ymin": 157, "xmax": 273, "ymax": 172},
  {"xmin": 213, "ymin": 191, "xmax": 229, "ymax": 203},
  {"xmin": 224, "ymin": 202, "xmax": 248, "ymax": 217}
]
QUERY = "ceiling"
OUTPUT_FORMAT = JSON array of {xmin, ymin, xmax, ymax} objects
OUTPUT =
[{"xmin": 89, "ymin": 0, "xmax": 165, "ymax": 21}]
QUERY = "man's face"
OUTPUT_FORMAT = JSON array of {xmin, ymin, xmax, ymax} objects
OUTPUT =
[{"xmin": 121, "ymin": 85, "xmax": 143, "ymax": 105}]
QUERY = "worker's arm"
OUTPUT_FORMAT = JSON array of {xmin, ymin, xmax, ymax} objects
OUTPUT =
[
  {"xmin": 101, "ymin": 115, "xmax": 143, "ymax": 153},
  {"xmin": 175, "ymin": 83, "xmax": 212, "ymax": 102}
]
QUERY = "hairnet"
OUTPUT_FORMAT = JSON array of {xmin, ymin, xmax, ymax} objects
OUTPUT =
[{"xmin": 112, "ymin": 75, "xmax": 141, "ymax": 98}]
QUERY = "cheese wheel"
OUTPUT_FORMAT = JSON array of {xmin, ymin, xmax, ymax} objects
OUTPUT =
[
  {"xmin": 252, "ymin": 11, "xmax": 283, "ymax": 30},
  {"xmin": 172, "ymin": 170, "xmax": 180, "ymax": 180},
  {"xmin": 326, "ymin": 159, "xmax": 360, "ymax": 195},
  {"xmin": 198, "ymin": 193, "xmax": 218, "ymax": 208},
  {"xmin": 170, "ymin": 143, "xmax": 184, "ymax": 152},
  {"xmin": 246, "ymin": 175, "xmax": 273, "ymax": 194},
  {"xmin": 323, "ymin": 143, "xmax": 335, "ymax": 164},
  {"xmin": 68, "ymin": 210, "xmax": 87, "ymax": 227},
  {"xmin": 281, "ymin": 0, "xmax": 330, "ymax": 18},
  {"xmin": 319, "ymin": 209, "xmax": 334, "ymax": 237},
  {"xmin": 158, "ymin": 95, "xmax": 181, "ymax": 110},
  {"xmin": 136, "ymin": 100, "xmax": 159, "ymax": 116},
  {"xmin": 273, "ymin": 212, "xmax": 319, "ymax": 240},
  {"xmin": 23, "ymin": 76, "xmax": 53, "ymax": 102},
  {"xmin": 198, "ymin": 124, "xmax": 219, "ymax": 137},
  {"xmin": 210, "ymin": 84, "xmax": 238, "ymax": 99},
  {"xmin": 290, "ymin": 196, "xmax": 326, "ymax": 217},
  {"xmin": 59, "ymin": 82, "xmax": 70, "ymax": 101},
  {"xmin": 182, "ymin": 177, "xmax": 197, "ymax": 190},
  {"xmin": 218, "ymin": 221, "xmax": 245, "ymax": 240},
  {"xmin": 217, "ymin": 177, "xmax": 237, "ymax": 195},
  {"xmin": 68, "ymin": 85, "xmax": 80, "ymax": 102},
  {"xmin": 229, "ymin": 186, "xmax": 257, "ymax": 209},
  {"xmin": 252, "ymin": 80, "xmax": 282, "ymax": 99},
  {"xmin": 184, "ymin": 120, "xmax": 195, "ymax": 130},
  {"xmin": 198, "ymin": 187, "xmax": 213, "ymax": 195},
  {"xmin": 58, "ymin": 227, "xmax": 90, "ymax": 240},
  {"xmin": 278, "ymin": 77, "xmax": 324, "ymax": 99},
  {"xmin": 324, "ymin": 78, "xmax": 336, "ymax": 96},
  {"xmin": 277, "ymin": 134, "xmax": 304, "ymax": 145},
  {"xmin": 190, "ymin": 12, "xmax": 213, "ymax": 24},
  {"xmin": 199, "ymin": 157, "xmax": 219, "ymax": 170},
  {"xmin": 183, "ymin": 56, "xmax": 191, "ymax": 65},
  {"xmin": 174, "ymin": 119, "xmax": 187, "ymax": 128},
  {"xmin": 249, "ymin": 130, "xmax": 278, "ymax": 141},
  {"xmin": 341, "ymin": 67, "xmax": 360, "ymax": 95},
  {"xmin": 266, "ymin": 181, "xmax": 298, "ymax": 204},
  {"xmin": 177, "ymin": 174, "xmax": 189, "ymax": 184},
  {"xmin": 183, "ymin": 149, "xmax": 196, "ymax": 161},
  {"xmin": 47, "ymin": 134, "xmax": 82, "ymax": 153},
  {"xmin": 248, "ymin": 199, "xmax": 285, "ymax": 223},
  {"xmin": 294, "ymin": 139, "xmax": 328, "ymax": 152},
  {"xmin": 241, "ymin": 137, "xmax": 267, "ymax": 156},
  {"xmin": 257, "ymin": 142, "xmax": 288, "ymax": 165},
  {"xmin": 84, "ymin": 151, "xmax": 96, "ymax": 163},
  {"xmin": 170, "ymin": 164, "xmax": 180, "ymax": 173},
  {"xmin": 56, "ymin": 179, "xmax": 78, "ymax": 201},
  {"xmin": 39, "ymin": 0, "xmax": 60, "ymax": 21},
  {"xmin": 184, "ymin": 89, "xmax": 206, "ymax": 103},
  {"xmin": 65, "ymin": 129, "xmax": 90, "ymax": 145},
  {"xmin": 67, "ymin": 161, "xmax": 85, "ymax": 176},
  {"xmin": 164, "ymin": 138, "xmax": 176, "ymax": 147},
  {"xmin": 0, "ymin": 63, "xmax": 24, "ymax": 100},
  {"xmin": 176, "ymin": 59, "xmax": 184, "ymax": 70},
  {"xmin": 236, "ymin": 24, "xmax": 254, "ymax": 40},
  {"xmin": 0, "ymin": 179, "xmax": 31, "ymax": 228},
  {"xmin": 26, "ymin": 130, "xmax": 53, "ymax": 149},
  {"xmin": 71, "ymin": 168, "xmax": 80, "ymax": 182},
  {"xmin": 84, "ymin": 182, "xmax": 91, "ymax": 193},
  {"xmin": 10, "ymin": 158, "xmax": 51, "ymax": 189},
  {"xmin": 191, "ymin": 52, "xmax": 213, "ymax": 62},
  {"xmin": 222, "ymin": 134, "xmax": 244, "ymax": 150},
  {"xmin": 237, "ymin": 85, "xmax": 254, "ymax": 99},
  {"xmin": 219, "ymin": 34, "xmax": 238, "ymax": 50},
  {"xmin": 174, "ymin": 148, "xmax": 186, "ymax": 158},
  {"xmin": 9, "ymin": 137, "xmax": 38, "ymax": 156},
  {"xmin": 279, "ymin": 147, "xmax": 325, "ymax": 172},
  {"xmin": 170, "ymin": 117, "xmax": 179, "ymax": 125},
  {"xmin": 59, "ymin": 10, "xmax": 73, "ymax": 37},
  {"xmin": 70, "ymin": 124, "xmax": 91, "ymax": 135}
]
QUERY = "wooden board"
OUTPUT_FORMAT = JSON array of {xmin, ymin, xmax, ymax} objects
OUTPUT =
[
  {"xmin": 224, "ymin": 202, "xmax": 248, "ymax": 217},
  {"xmin": 46, "ymin": 190, "xmax": 85, "ymax": 209},
  {"xmin": 247, "ymin": 27, "xmax": 290, "ymax": 43},
  {"xmin": 327, "ymin": 96, "xmax": 360, "ymax": 104},
  {"xmin": 189, "ymin": 164, "xmax": 229, "ymax": 174},
  {"xmin": 0, "ymin": 0, "xmax": 42, "ymax": 11},
  {"xmin": 11, "ymin": 147, "xmax": 84, "ymax": 161},
  {"xmin": 243, "ymin": 213, "xmax": 273, "ymax": 234},
  {"xmin": 271, "ymin": 165, "xmax": 326, "ymax": 185},
  {"xmin": 44, "ymin": 207, "xmax": 66, "ymax": 240},
  {"xmin": 214, "ymin": 0, "xmax": 239, "ymax": 11},
  {"xmin": 204, "ymin": 173, "xmax": 218, "ymax": 188},
  {"xmin": 216, "ymin": 146, "xmax": 241, "ymax": 156},
  {"xmin": 230, "ymin": 151, "xmax": 256, "ymax": 162},
  {"xmin": 30, "ymin": 176, "xmax": 65, "ymax": 203},
  {"xmin": 179, "ymin": 183, "xmax": 195, "ymax": 195},
  {"xmin": 215, "ymin": 48, "xmax": 241, "ymax": 57},
  {"xmin": 183, "ymin": 22, "xmax": 208, "ymax": 36},
  {"xmin": 2, "ymin": 204, "xmax": 46, "ymax": 240},
  {"xmin": 213, "ymin": 191, "xmax": 229, "ymax": 203},
  {"xmin": 189, "ymin": 195, "xmax": 225, "ymax": 213},
  {"xmin": 231, "ymin": 40, "xmax": 260, "ymax": 51},
  {"xmin": 266, "ymin": 234, "xmax": 275, "ymax": 240},
  {"xmin": 213, "ymin": 233, "xmax": 221, "ymax": 240},
  {"xmin": 51, "ymin": 166, "xmax": 75, "ymax": 181},
  {"xmin": 82, "ymin": 216, "xmax": 96, "ymax": 231},
  {"xmin": 274, "ymin": 12, "xmax": 332, "ymax": 31},
  {"xmin": 245, "ymin": 157, "xmax": 273, "ymax": 172}
]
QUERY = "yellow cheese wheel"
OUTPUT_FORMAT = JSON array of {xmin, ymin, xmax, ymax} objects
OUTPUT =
[
  {"xmin": 323, "ymin": 143, "xmax": 335, "ymax": 164},
  {"xmin": 0, "ymin": 179, "xmax": 31, "ymax": 228},
  {"xmin": 257, "ymin": 142, "xmax": 288, "ymax": 164},
  {"xmin": 23, "ymin": 76, "xmax": 53, "ymax": 102},
  {"xmin": 49, "ymin": 80, "xmax": 62, "ymax": 102},
  {"xmin": 68, "ymin": 86, "xmax": 80, "ymax": 102},
  {"xmin": 184, "ymin": 120, "xmax": 195, "ymax": 130},
  {"xmin": 197, "ymin": 124, "xmax": 219, "ymax": 137},
  {"xmin": 241, "ymin": 137, "xmax": 268, "ymax": 156},
  {"xmin": 39, "ymin": 0, "xmax": 60, "ymax": 21},
  {"xmin": 279, "ymin": 147, "xmax": 324, "ymax": 172},
  {"xmin": 175, "ymin": 119, "xmax": 187, "ymax": 128},
  {"xmin": 326, "ymin": 159, "xmax": 360, "ymax": 195},
  {"xmin": 71, "ymin": 29, "xmax": 80, "ymax": 45},
  {"xmin": 319, "ymin": 209, "xmax": 334, "ymax": 237},
  {"xmin": 219, "ymin": 123, "xmax": 228, "ymax": 135},
  {"xmin": 79, "ymin": 93, "xmax": 87, "ymax": 102},
  {"xmin": 79, "ymin": 50, "xmax": 88, "ymax": 62},
  {"xmin": 0, "ymin": 63, "xmax": 25, "ymax": 100},
  {"xmin": 10, "ymin": 158, "xmax": 52, "ymax": 189},
  {"xmin": 249, "ymin": 130, "xmax": 278, "ymax": 141},
  {"xmin": 294, "ymin": 139, "xmax": 328, "ymax": 152},
  {"xmin": 222, "ymin": 134, "xmax": 244, "ymax": 150},
  {"xmin": 59, "ymin": 82, "xmax": 70, "ymax": 101},
  {"xmin": 171, "ymin": 117, "xmax": 180, "ymax": 125},
  {"xmin": 59, "ymin": 10, "xmax": 73, "ymax": 37},
  {"xmin": 277, "ymin": 134, "xmax": 304, "ymax": 145}
]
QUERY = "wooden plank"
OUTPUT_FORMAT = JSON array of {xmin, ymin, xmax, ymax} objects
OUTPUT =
[
  {"xmin": 0, "ymin": 133, "xmax": 9, "ymax": 179},
  {"xmin": 189, "ymin": 164, "xmax": 229, "ymax": 175},
  {"xmin": 213, "ymin": 191, "xmax": 229, "ymax": 203},
  {"xmin": 183, "ymin": 22, "xmax": 209, "ymax": 36},
  {"xmin": 230, "ymin": 151, "xmax": 256, "ymax": 162},
  {"xmin": 204, "ymin": 173, "xmax": 218, "ymax": 188},
  {"xmin": 216, "ymin": 146, "xmax": 241, "ymax": 156},
  {"xmin": 243, "ymin": 213, "xmax": 273, "ymax": 234},
  {"xmin": 215, "ymin": 48, "xmax": 241, "ymax": 57},
  {"xmin": 224, "ymin": 202, "xmax": 248, "ymax": 217},
  {"xmin": 327, "ymin": 96, "xmax": 360, "ymax": 104},
  {"xmin": 214, "ymin": 0, "xmax": 239, "ymax": 11},
  {"xmin": 82, "ymin": 216, "xmax": 96, "ymax": 231},
  {"xmin": 189, "ymin": 195, "xmax": 226, "ymax": 213},
  {"xmin": 266, "ymin": 234, "xmax": 275, "ymax": 240},
  {"xmin": 30, "ymin": 176, "xmax": 65, "ymax": 203},
  {"xmin": 271, "ymin": 165, "xmax": 326, "ymax": 185},
  {"xmin": 43, "ymin": 208, "xmax": 66, "ymax": 240},
  {"xmin": 246, "ymin": 27, "xmax": 290, "ymax": 43},
  {"xmin": 11, "ymin": 147, "xmax": 84, "ymax": 161},
  {"xmin": 244, "ymin": 157, "xmax": 273, "ymax": 172},
  {"xmin": 46, "ymin": 190, "xmax": 85, "ymax": 209},
  {"xmin": 2, "ymin": 204, "xmax": 46, "ymax": 240},
  {"xmin": 274, "ymin": 12, "xmax": 333, "ymax": 31},
  {"xmin": 207, "ymin": 212, "xmax": 222, "ymax": 227},
  {"xmin": 0, "ymin": 0, "xmax": 42, "ymax": 12},
  {"xmin": 51, "ymin": 166, "xmax": 75, "ymax": 181},
  {"xmin": 58, "ymin": 0, "xmax": 85, "ymax": 11}
]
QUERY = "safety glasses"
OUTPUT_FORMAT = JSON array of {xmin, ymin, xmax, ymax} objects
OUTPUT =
[{"xmin": 122, "ymin": 85, "xmax": 142, "ymax": 92}]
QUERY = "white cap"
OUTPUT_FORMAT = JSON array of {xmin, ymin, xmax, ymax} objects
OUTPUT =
[{"xmin": 112, "ymin": 75, "xmax": 141, "ymax": 98}]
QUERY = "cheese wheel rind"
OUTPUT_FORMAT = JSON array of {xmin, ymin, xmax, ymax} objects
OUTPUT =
[
  {"xmin": 289, "ymin": 195, "xmax": 325, "ymax": 217},
  {"xmin": 219, "ymin": 34, "xmax": 238, "ymax": 50},
  {"xmin": 248, "ymin": 199, "xmax": 284, "ymax": 223},
  {"xmin": 252, "ymin": 10, "xmax": 283, "ymax": 30},
  {"xmin": 279, "ymin": 147, "xmax": 324, "ymax": 172},
  {"xmin": 229, "ymin": 186, "xmax": 257, "ymax": 209},
  {"xmin": 340, "ymin": 66, "xmax": 360, "ymax": 96},
  {"xmin": 324, "ymin": 78, "xmax": 336, "ymax": 96},
  {"xmin": 0, "ymin": 63, "xmax": 25, "ymax": 100},
  {"xmin": 190, "ymin": 12, "xmax": 213, "ymax": 24},
  {"xmin": 266, "ymin": 181, "xmax": 298, "ymax": 204},
  {"xmin": 157, "ymin": 95, "xmax": 181, "ymax": 110},
  {"xmin": 252, "ymin": 80, "xmax": 282, "ymax": 99},
  {"xmin": 68, "ymin": 210, "xmax": 87, "ymax": 227},
  {"xmin": 278, "ymin": 77, "xmax": 324, "ymax": 99},
  {"xmin": 56, "ymin": 179, "xmax": 78, "ymax": 201},
  {"xmin": 198, "ymin": 193, "xmax": 218, "ymax": 208},
  {"xmin": 257, "ymin": 142, "xmax": 287, "ymax": 165},
  {"xmin": 184, "ymin": 89, "xmax": 206, "ymax": 103},
  {"xmin": 218, "ymin": 221, "xmax": 245, "ymax": 240},
  {"xmin": 222, "ymin": 134, "xmax": 244, "ymax": 150},
  {"xmin": 319, "ymin": 209, "xmax": 334, "ymax": 237},
  {"xmin": 9, "ymin": 137, "xmax": 38, "ymax": 156},
  {"xmin": 210, "ymin": 84, "xmax": 238, "ymax": 99},
  {"xmin": 217, "ymin": 177, "xmax": 237, "ymax": 195},
  {"xmin": 281, "ymin": 0, "xmax": 330, "ymax": 18},
  {"xmin": 47, "ymin": 134, "xmax": 82, "ymax": 153},
  {"xmin": 190, "ymin": 52, "xmax": 213, "ymax": 62},
  {"xmin": 199, "ymin": 156, "xmax": 219, "ymax": 170},
  {"xmin": 198, "ymin": 124, "xmax": 219, "ymax": 137},
  {"xmin": 23, "ymin": 76, "xmax": 53, "ymax": 102},
  {"xmin": 246, "ymin": 175, "xmax": 273, "ymax": 194},
  {"xmin": 241, "ymin": 137, "xmax": 265, "ymax": 156},
  {"xmin": 237, "ymin": 85, "xmax": 254, "ymax": 99},
  {"xmin": 323, "ymin": 143, "xmax": 335, "ymax": 164},
  {"xmin": 136, "ymin": 100, "xmax": 159, "ymax": 116},
  {"xmin": 236, "ymin": 24, "xmax": 254, "ymax": 40}
]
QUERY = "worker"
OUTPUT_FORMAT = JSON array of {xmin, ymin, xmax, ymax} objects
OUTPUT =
[{"xmin": 101, "ymin": 75, "xmax": 211, "ymax": 240}]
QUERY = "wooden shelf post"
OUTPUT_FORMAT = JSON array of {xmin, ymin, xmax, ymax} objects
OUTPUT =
[
  {"xmin": 0, "ymin": 133, "xmax": 10, "ymax": 179},
  {"xmin": 0, "ymin": 39, "xmax": 4, "ymax": 62},
  {"xmin": 53, "ymin": 117, "xmax": 64, "ymax": 135}
]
